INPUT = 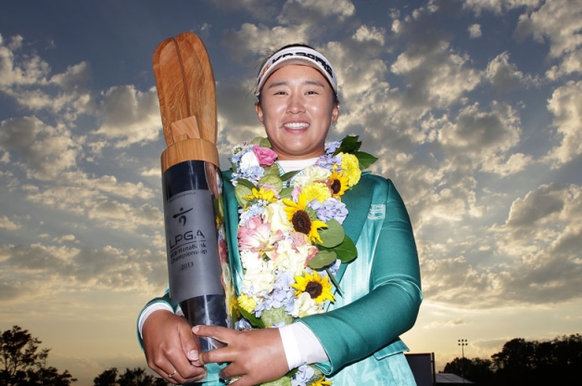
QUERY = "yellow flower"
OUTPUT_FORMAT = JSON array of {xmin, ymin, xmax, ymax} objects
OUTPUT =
[
  {"xmin": 237, "ymin": 293, "xmax": 258, "ymax": 314},
  {"xmin": 243, "ymin": 187, "xmax": 277, "ymax": 203},
  {"xmin": 283, "ymin": 193, "xmax": 327, "ymax": 243},
  {"xmin": 329, "ymin": 170, "xmax": 349, "ymax": 198},
  {"xmin": 338, "ymin": 153, "xmax": 361, "ymax": 187},
  {"xmin": 302, "ymin": 182, "xmax": 332, "ymax": 203},
  {"xmin": 312, "ymin": 376, "xmax": 332, "ymax": 386},
  {"xmin": 292, "ymin": 271, "xmax": 335, "ymax": 303}
]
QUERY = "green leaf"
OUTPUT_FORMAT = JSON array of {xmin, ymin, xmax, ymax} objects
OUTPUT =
[
  {"xmin": 334, "ymin": 235, "xmax": 358, "ymax": 263},
  {"xmin": 258, "ymin": 137, "xmax": 272, "ymax": 148},
  {"xmin": 280, "ymin": 170, "xmax": 300, "ymax": 182},
  {"xmin": 249, "ymin": 136, "xmax": 267, "ymax": 146},
  {"xmin": 236, "ymin": 305, "xmax": 265, "ymax": 329},
  {"xmin": 308, "ymin": 365, "xmax": 325, "ymax": 383},
  {"xmin": 326, "ymin": 267, "xmax": 343, "ymax": 296},
  {"xmin": 259, "ymin": 174, "xmax": 283, "ymax": 192},
  {"xmin": 279, "ymin": 187, "xmax": 294, "ymax": 199},
  {"xmin": 335, "ymin": 135, "xmax": 362, "ymax": 155},
  {"xmin": 308, "ymin": 249, "xmax": 337, "ymax": 269},
  {"xmin": 260, "ymin": 376, "xmax": 292, "ymax": 386},
  {"xmin": 234, "ymin": 184, "xmax": 252, "ymax": 207},
  {"xmin": 263, "ymin": 165, "xmax": 280, "ymax": 177},
  {"xmin": 354, "ymin": 151, "xmax": 378, "ymax": 169},
  {"xmin": 305, "ymin": 206, "xmax": 317, "ymax": 220},
  {"xmin": 260, "ymin": 306, "xmax": 293, "ymax": 327},
  {"xmin": 236, "ymin": 178, "xmax": 257, "ymax": 190},
  {"xmin": 317, "ymin": 219, "xmax": 345, "ymax": 248}
]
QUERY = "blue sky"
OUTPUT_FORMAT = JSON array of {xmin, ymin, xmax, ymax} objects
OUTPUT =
[{"xmin": 1, "ymin": 0, "xmax": 581, "ymax": 384}]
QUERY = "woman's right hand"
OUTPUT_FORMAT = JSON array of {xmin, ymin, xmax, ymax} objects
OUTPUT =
[{"xmin": 142, "ymin": 310, "xmax": 207, "ymax": 384}]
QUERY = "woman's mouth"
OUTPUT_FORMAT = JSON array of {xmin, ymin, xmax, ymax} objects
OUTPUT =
[{"xmin": 283, "ymin": 122, "xmax": 309, "ymax": 130}]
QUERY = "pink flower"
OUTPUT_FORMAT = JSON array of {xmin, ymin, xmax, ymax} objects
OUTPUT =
[
  {"xmin": 252, "ymin": 145, "xmax": 278, "ymax": 167},
  {"xmin": 238, "ymin": 216, "xmax": 283, "ymax": 254}
]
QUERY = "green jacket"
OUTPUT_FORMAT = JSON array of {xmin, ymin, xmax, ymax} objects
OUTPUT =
[{"xmin": 139, "ymin": 171, "xmax": 422, "ymax": 385}]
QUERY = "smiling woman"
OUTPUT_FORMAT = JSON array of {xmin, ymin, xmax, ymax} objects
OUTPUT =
[{"xmin": 137, "ymin": 44, "xmax": 422, "ymax": 386}]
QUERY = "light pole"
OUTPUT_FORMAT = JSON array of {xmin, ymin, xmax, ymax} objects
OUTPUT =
[{"xmin": 458, "ymin": 339, "xmax": 468, "ymax": 383}]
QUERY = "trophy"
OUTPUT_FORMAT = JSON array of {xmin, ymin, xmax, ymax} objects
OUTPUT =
[{"xmin": 153, "ymin": 32, "xmax": 232, "ymax": 351}]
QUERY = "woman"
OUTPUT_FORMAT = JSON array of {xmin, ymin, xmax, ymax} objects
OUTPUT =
[{"xmin": 138, "ymin": 44, "xmax": 422, "ymax": 386}]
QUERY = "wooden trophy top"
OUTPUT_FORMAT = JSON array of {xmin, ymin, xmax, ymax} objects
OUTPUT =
[{"xmin": 153, "ymin": 32, "xmax": 219, "ymax": 172}]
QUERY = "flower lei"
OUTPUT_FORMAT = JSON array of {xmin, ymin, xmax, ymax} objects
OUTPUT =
[{"xmin": 229, "ymin": 135, "xmax": 377, "ymax": 386}]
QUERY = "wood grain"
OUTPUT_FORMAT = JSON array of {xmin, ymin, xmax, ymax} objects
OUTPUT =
[{"xmin": 153, "ymin": 32, "xmax": 219, "ymax": 171}]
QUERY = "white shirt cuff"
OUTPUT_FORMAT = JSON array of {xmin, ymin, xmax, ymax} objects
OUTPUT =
[
  {"xmin": 278, "ymin": 323, "xmax": 329, "ymax": 370},
  {"xmin": 137, "ymin": 303, "xmax": 174, "ymax": 338}
]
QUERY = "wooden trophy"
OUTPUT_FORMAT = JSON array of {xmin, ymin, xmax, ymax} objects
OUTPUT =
[{"xmin": 153, "ymin": 32, "xmax": 231, "ymax": 351}]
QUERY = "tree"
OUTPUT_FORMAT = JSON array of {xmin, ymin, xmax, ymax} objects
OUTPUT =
[
  {"xmin": 444, "ymin": 357, "xmax": 494, "ymax": 384},
  {"xmin": 0, "ymin": 325, "xmax": 76, "ymax": 386},
  {"xmin": 93, "ymin": 368, "xmax": 169, "ymax": 386},
  {"xmin": 444, "ymin": 334, "xmax": 582, "ymax": 386}
]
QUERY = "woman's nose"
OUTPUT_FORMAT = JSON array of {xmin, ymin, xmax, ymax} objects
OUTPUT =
[{"xmin": 286, "ymin": 95, "xmax": 305, "ymax": 113}]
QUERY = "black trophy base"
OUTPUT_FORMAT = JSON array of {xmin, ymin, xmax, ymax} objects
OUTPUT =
[{"xmin": 181, "ymin": 294, "xmax": 228, "ymax": 352}]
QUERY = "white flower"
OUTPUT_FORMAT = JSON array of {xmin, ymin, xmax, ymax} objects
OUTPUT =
[
  {"xmin": 272, "ymin": 238, "xmax": 307, "ymax": 276},
  {"xmin": 293, "ymin": 166, "xmax": 330, "ymax": 188},
  {"xmin": 239, "ymin": 249, "xmax": 263, "ymax": 272},
  {"xmin": 263, "ymin": 201, "xmax": 292, "ymax": 233},
  {"xmin": 240, "ymin": 151, "xmax": 260, "ymax": 170},
  {"xmin": 292, "ymin": 292, "xmax": 324, "ymax": 318},
  {"xmin": 241, "ymin": 260, "xmax": 275, "ymax": 295}
]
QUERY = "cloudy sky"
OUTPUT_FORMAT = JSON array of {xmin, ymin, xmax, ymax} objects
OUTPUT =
[{"xmin": 1, "ymin": 0, "xmax": 581, "ymax": 384}]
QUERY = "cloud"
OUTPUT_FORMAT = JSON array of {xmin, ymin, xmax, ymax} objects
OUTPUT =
[
  {"xmin": 438, "ymin": 101, "xmax": 531, "ymax": 175},
  {"xmin": 462, "ymin": 0, "xmax": 543, "ymax": 16},
  {"xmin": 50, "ymin": 61, "xmax": 92, "ymax": 90},
  {"xmin": 485, "ymin": 52, "xmax": 524, "ymax": 91},
  {"xmin": 0, "ymin": 116, "xmax": 81, "ymax": 180},
  {"xmin": 209, "ymin": 0, "xmax": 279, "ymax": 20},
  {"xmin": 278, "ymin": 0, "xmax": 355, "ymax": 26},
  {"xmin": 222, "ymin": 23, "xmax": 311, "ymax": 62},
  {"xmin": 390, "ymin": 8, "xmax": 482, "ymax": 109},
  {"xmin": 504, "ymin": 183, "xmax": 567, "ymax": 229},
  {"xmin": 0, "ymin": 216, "xmax": 22, "ymax": 230},
  {"xmin": 468, "ymin": 23, "xmax": 482, "ymax": 38},
  {"xmin": 491, "ymin": 183, "xmax": 582, "ymax": 303},
  {"xmin": 0, "ymin": 34, "xmax": 50, "ymax": 88},
  {"xmin": 95, "ymin": 85, "xmax": 161, "ymax": 147},
  {"xmin": 0, "ymin": 242, "xmax": 168, "ymax": 301},
  {"xmin": 544, "ymin": 80, "xmax": 582, "ymax": 166},
  {"xmin": 515, "ymin": 0, "xmax": 582, "ymax": 78}
]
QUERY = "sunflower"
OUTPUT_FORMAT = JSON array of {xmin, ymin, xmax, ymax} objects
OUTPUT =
[
  {"xmin": 243, "ymin": 186, "xmax": 277, "ymax": 203},
  {"xmin": 329, "ymin": 170, "xmax": 349, "ymax": 198},
  {"xmin": 311, "ymin": 376, "xmax": 332, "ymax": 386},
  {"xmin": 283, "ymin": 192, "xmax": 327, "ymax": 243},
  {"xmin": 292, "ymin": 271, "xmax": 335, "ymax": 303}
]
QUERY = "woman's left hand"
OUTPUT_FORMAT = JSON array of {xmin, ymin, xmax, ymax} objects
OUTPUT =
[{"xmin": 194, "ymin": 325, "xmax": 289, "ymax": 386}]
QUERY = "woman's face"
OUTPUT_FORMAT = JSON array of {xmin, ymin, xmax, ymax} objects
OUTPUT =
[{"xmin": 255, "ymin": 64, "xmax": 339, "ymax": 160}]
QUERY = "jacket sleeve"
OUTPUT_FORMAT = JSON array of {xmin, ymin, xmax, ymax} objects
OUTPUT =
[{"xmin": 299, "ymin": 177, "xmax": 422, "ymax": 374}]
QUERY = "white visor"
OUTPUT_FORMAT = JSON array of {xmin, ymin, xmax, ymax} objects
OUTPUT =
[{"xmin": 256, "ymin": 46, "xmax": 337, "ymax": 95}]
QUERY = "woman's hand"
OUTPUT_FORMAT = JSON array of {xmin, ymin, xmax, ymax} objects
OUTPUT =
[
  {"xmin": 142, "ymin": 310, "xmax": 207, "ymax": 384},
  {"xmin": 195, "ymin": 325, "xmax": 289, "ymax": 386}
]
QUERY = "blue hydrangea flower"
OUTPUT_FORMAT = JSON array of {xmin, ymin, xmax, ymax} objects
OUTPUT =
[
  {"xmin": 310, "ymin": 198, "xmax": 348, "ymax": 224},
  {"xmin": 325, "ymin": 141, "xmax": 341, "ymax": 155},
  {"xmin": 291, "ymin": 364, "xmax": 315, "ymax": 386}
]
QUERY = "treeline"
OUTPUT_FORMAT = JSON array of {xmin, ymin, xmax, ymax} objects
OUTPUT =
[
  {"xmin": 443, "ymin": 334, "xmax": 582, "ymax": 385},
  {"xmin": 1, "ymin": 325, "xmax": 167, "ymax": 386}
]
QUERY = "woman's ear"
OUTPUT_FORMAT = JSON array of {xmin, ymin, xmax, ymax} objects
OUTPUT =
[
  {"xmin": 255, "ymin": 102, "xmax": 264, "ymax": 123},
  {"xmin": 331, "ymin": 102, "xmax": 340, "ymax": 125}
]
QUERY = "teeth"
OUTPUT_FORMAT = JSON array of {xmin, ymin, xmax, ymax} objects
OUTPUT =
[{"xmin": 284, "ymin": 122, "xmax": 309, "ymax": 129}]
